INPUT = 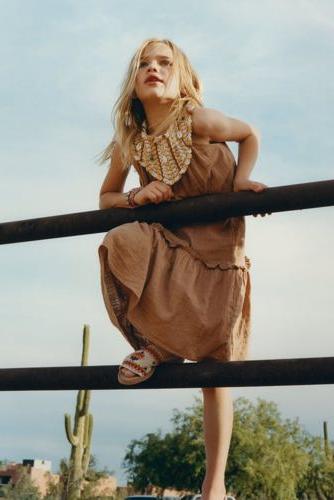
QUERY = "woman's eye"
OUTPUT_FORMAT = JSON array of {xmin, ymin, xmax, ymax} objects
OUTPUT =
[{"xmin": 139, "ymin": 59, "xmax": 172, "ymax": 68}]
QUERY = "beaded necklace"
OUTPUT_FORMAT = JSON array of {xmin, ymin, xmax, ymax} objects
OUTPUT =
[{"xmin": 132, "ymin": 102, "xmax": 195, "ymax": 186}]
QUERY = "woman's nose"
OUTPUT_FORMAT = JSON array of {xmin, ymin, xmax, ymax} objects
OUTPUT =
[{"xmin": 147, "ymin": 60, "xmax": 158, "ymax": 71}]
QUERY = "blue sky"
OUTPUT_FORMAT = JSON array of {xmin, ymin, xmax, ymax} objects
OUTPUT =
[{"xmin": 1, "ymin": 0, "xmax": 334, "ymax": 486}]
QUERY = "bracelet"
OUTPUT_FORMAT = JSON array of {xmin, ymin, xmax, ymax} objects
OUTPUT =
[{"xmin": 126, "ymin": 187, "xmax": 142, "ymax": 208}]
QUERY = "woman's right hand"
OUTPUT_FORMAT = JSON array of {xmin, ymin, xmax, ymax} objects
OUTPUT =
[{"xmin": 134, "ymin": 180, "xmax": 175, "ymax": 206}]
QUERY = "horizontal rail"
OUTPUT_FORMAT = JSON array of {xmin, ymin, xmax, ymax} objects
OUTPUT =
[
  {"xmin": 1, "ymin": 179, "xmax": 333, "ymax": 244},
  {"xmin": 1, "ymin": 357, "xmax": 334, "ymax": 391}
]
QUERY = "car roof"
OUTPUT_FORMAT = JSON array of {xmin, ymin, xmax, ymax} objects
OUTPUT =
[{"xmin": 125, "ymin": 496, "xmax": 158, "ymax": 499}]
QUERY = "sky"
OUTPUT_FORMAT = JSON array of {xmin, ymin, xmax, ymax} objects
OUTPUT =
[{"xmin": 0, "ymin": 0, "xmax": 334, "ymax": 487}]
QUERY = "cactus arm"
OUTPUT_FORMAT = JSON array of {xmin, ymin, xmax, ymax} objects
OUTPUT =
[
  {"xmin": 82, "ymin": 414, "xmax": 93, "ymax": 476},
  {"xmin": 84, "ymin": 414, "xmax": 93, "ymax": 448},
  {"xmin": 76, "ymin": 389, "xmax": 84, "ymax": 415},
  {"xmin": 81, "ymin": 325, "xmax": 90, "ymax": 366},
  {"xmin": 82, "ymin": 389, "xmax": 91, "ymax": 415},
  {"xmin": 65, "ymin": 413, "xmax": 79, "ymax": 446}
]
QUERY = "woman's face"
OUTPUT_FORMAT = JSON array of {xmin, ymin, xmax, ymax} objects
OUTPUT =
[{"xmin": 134, "ymin": 43, "xmax": 179, "ymax": 103}]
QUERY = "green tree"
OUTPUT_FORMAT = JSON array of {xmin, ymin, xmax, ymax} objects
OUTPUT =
[
  {"xmin": 296, "ymin": 435, "xmax": 334, "ymax": 499},
  {"xmin": 227, "ymin": 398, "xmax": 310, "ymax": 499},
  {"xmin": 123, "ymin": 397, "xmax": 205, "ymax": 493},
  {"xmin": 123, "ymin": 396, "xmax": 333, "ymax": 499}
]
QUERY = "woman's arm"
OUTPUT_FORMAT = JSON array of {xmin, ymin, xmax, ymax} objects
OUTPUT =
[
  {"xmin": 99, "ymin": 142, "xmax": 131, "ymax": 209},
  {"xmin": 192, "ymin": 107, "xmax": 267, "ymax": 193},
  {"xmin": 99, "ymin": 142, "xmax": 174, "ymax": 209}
]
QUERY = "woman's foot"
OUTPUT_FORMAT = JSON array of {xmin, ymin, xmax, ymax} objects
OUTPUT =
[
  {"xmin": 201, "ymin": 490, "xmax": 235, "ymax": 500},
  {"xmin": 201, "ymin": 493, "xmax": 230, "ymax": 500},
  {"xmin": 201, "ymin": 477, "xmax": 227, "ymax": 500},
  {"xmin": 118, "ymin": 344, "xmax": 183, "ymax": 385},
  {"xmin": 201, "ymin": 490, "xmax": 227, "ymax": 500}
]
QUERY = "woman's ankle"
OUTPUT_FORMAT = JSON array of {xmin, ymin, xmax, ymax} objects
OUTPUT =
[
  {"xmin": 201, "ymin": 476, "xmax": 226, "ymax": 499},
  {"xmin": 201, "ymin": 490, "xmax": 226, "ymax": 500}
]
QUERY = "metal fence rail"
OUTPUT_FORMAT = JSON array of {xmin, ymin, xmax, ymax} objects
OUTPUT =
[
  {"xmin": 1, "ymin": 357, "xmax": 334, "ymax": 391},
  {"xmin": 1, "ymin": 179, "xmax": 334, "ymax": 245}
]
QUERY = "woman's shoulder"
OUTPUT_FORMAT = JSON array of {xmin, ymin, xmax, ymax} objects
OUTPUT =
[{"xmin": 186, "ymin": 105, "xmax": 227, "ymax": 142}]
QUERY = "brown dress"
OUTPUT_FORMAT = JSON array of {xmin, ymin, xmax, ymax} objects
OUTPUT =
[{"xmin": 98, "ymin": 138, "xmax": 251, "ymax": 362}]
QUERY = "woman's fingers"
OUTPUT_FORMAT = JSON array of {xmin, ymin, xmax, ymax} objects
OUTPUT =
[{"xmin": 149, "ymin": 186, "xmax": 171, "ymax": 203}]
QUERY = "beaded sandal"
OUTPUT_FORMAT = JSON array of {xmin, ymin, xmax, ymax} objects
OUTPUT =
[{"xmin": 118, "ymin": 344, "xmax": 184, "ymax": 386}]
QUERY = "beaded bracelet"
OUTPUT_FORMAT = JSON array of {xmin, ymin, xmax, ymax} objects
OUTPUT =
[{"xmin": 126, "ymin": 187, "xmax": 142, "ymax": 208}]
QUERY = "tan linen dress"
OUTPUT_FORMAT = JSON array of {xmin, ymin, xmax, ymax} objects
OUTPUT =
[{"xmin": 98, "ymin": 137, "xmax": 251, "ymax": 362}]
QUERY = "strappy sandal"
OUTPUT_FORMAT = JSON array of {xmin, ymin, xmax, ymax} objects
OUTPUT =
[{"xmin": 118, "ymin": 345, "xmax": 184, "ymax": 386}]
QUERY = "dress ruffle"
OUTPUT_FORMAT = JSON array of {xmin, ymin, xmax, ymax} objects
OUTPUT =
[{"xmin": 150, "ymin": 222, "xmax": 251, "ymax": 271}]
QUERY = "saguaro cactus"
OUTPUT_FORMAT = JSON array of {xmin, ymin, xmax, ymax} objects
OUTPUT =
[{"xmin": 64, "ymin": 324, "xmax": 93, "ymax": 499}]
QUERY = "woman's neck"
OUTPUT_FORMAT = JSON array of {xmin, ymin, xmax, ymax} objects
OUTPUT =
[{"xmin": 142, "ymin": 99, "xmax": 174, "ymax": 134}]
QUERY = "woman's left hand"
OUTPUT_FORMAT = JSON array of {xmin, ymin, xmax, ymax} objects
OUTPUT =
[{"xmin": 233, "ymin": 178, "xmax": 271, "ymax": 218}]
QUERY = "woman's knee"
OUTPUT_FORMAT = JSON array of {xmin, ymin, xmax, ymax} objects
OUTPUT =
[{"xmin": 201, "ymin": 386, "xmax": 230, "ymax": 396}]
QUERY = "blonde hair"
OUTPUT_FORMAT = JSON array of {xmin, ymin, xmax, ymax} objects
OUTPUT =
[{"xmin": 96, "ymin": 37, "xmax": 203, "ymax": 169}]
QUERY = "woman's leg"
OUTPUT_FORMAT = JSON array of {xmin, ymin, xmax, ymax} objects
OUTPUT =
[{"xmin": 201, "ymin": 387, "xmax": 233, "ymax": 500}]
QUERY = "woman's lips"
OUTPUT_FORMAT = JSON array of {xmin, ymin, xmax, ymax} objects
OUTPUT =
[{"xmin": 145, "ymin": 76, "xmax": 163, "ymax": 83}]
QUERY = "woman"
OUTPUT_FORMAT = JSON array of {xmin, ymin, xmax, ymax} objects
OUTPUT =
[{"xmin": 97, "ymin": 37, "xmax": 268, "ymax": 499}]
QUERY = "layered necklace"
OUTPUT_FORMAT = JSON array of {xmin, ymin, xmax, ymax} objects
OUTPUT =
[{"xmin": 132, "ymin": 102, "xmax": 195, "ymax": 186}]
